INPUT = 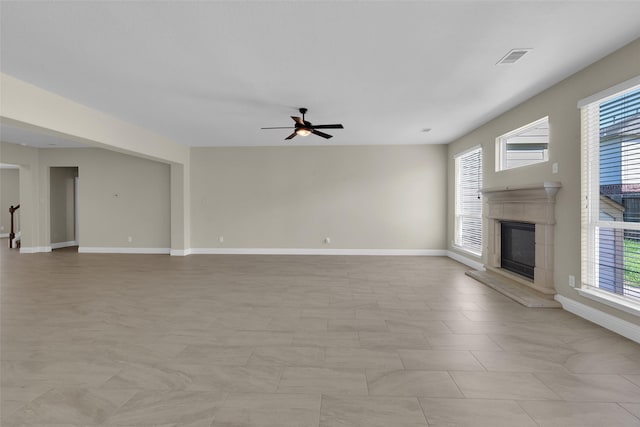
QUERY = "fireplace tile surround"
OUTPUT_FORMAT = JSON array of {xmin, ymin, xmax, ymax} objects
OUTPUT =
[{"xmin": 481, "ymin": 182, "xmax": 561, "ymax": 297}]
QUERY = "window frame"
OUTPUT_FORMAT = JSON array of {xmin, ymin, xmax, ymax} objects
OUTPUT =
[
  {"xmin": 454, "ymin": 145, "xmax": 483, "ymax": 256},
  {"xmin": 496, "ymin": 116, "xmax": 550, "ymax": 172},
  {"xmin": 579, "ymin": 76, "xmax": 640, "ymax": 314}
]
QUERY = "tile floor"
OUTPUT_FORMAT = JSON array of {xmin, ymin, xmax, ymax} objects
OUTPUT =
[{"xmin": 3, "ymin": 244, "xmax": 640, "ymax": 426}]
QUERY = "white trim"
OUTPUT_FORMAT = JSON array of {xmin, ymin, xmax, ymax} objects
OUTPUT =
[
  {"xmin": 451, "ymin": 243, "xmax": 482, "ymax": 258},
  {"xmin": 447, "ymin": 250, "xmax": 485, "ymax": 271},
  {"xmin": 453, "ymin": 144, "xmax": 482, "ymax": 159},
  {"xmin": 189, "ymin": 248, "xmax": 447, "ymax": 256},
  {"xmin": 499, "ymin": 116, "xmax": 549, "ymax": 140},
  {"xmin": 575, "ymin": 287, "xmax": 640, "ymax": 317},
  {"xmin": 78, "ymin": 247, "xmax": 171, "ymax": 254},
  {"xmin": 51, "ymin": 240, "xmax": 78, "ymax": 250},
  {"xmin": 595, "ymin": 220, "xmax": 640, "ymax": 231},
  {"xmin": 170, "ymin": 248, "xmax": 192, "ymax": 256},
  {"xmin": 454, "ymin": 146, "xmax": 483, "ymax": 254},
  {"xmin": 20, "ymin": 246, "xmax": 52, "ymax": 253},
  {"xmin": 496, "ymin": 116, "xmax": 549, "ymax": 172},
  {"xmin": 555, "ymin": 294, "xmax": 640, "ymax": 344},
  {"xmin": 74, "ymin": 176, "xmax": 80, "ymax": 245},
  {"xmin": 577, "ymin": 75, "xmax": 640, "ymax": 108},
  {"xmin": 0, "ymin": 233, "xmax": 8, "ymax": 238}
]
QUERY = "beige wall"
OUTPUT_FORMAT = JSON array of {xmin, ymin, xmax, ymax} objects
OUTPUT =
[
  {"xmin": 447, "ymin": 38, "xmax": 640, "ymax": 324},
  {"xmin": 191, "ymin": 145, "xmax": 447, "ymax": 250},
  {"xmin": 0, "ymin": 168, "xmax": 20, "ymax": 235},
  {"xmin": 0, "ymin": 142, "xmax": 39, "ymax": 248},
  {"xmin": 49, "ymin": 167, "xmax": 78, "ymax": 244},
  {"xmin": 5, "ymin": 142, "xmax": 446, "ymax": 252},
  {"xmin": 39, "ymin": 148, "xmax": 171, "ymax": 249},
  {"xmin": 0, "ymin": 142, "xmax": 171, "ymax": 250},
  {"xmin": 1, "ymin": 74, "xmax": 191, "ymax": 251}
]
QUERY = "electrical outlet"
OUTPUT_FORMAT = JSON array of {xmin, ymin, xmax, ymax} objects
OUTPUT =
[
  {"xmin": 324, "ymin": 237, "xmax": 331, "ymax": 244},
  {"xmin": 127, "ymin": 236, "xmax": 133, "ymax": 243},
  {"xmin": 219, "ymin": 236, "xmax": 224, "ymax": 243},
  {"xmin": 552, "ymin": 162, "xmax": 558, "ymax": 174},
  {"xmin": 569, "ymin": 275, "xmax": 575, "ymax": 287}
]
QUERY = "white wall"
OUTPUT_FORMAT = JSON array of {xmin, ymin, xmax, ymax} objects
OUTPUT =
[
  {"xmin": 191, "ymin": 145, "xmax": 447, "ymax": 251},
  {"xmin": 447, "ymin": 38, "xmax": 640, "ymax": 325}
]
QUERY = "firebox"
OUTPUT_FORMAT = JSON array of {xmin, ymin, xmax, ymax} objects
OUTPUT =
[{"xmin": 501, "ymin": 221, "xmax": 535, "ymax": 280}]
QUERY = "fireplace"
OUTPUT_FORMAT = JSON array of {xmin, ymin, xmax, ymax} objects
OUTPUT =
[
  {"xmin": 500, "ymin": 221, "xmax": 535, "ymax": 280},
  {"xmin": 482, "ymin": 182, "xmax": 561, "ymax": 296}
]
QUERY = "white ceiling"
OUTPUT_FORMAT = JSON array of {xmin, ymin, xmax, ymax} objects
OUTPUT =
[
  {"xmin": 0, "ymin": 120, "xmax": 95, "ymax": 149},
  {"xmin": 1, "ymin": 1, "xmax": 640, "ymax": 148}
]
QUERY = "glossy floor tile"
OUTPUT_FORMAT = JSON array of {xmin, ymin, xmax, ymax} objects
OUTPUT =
[
  {"xmin": 3, "ymin": 243, "xmax": 640, "ymax": 426},
  {"xmin": 519, "ymin": 400, "xmax": 640, "ymax": 427},
  {"xmin": 419, "ymin": 397, "xmax": 538, "ymax": 427}
]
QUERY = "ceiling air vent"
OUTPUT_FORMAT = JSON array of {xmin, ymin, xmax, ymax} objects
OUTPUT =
[{"xmin": 497, "ymin": 48, "xmax": 531, "ymax": 65}]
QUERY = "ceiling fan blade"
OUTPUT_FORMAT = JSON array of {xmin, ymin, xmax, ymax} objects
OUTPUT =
[
  {"xmin": 285, "ymin": 131, "xmax": 297, "ymax": 140},
  {"xmin": 311, "ymin": 124, "xmax": 344, "ymax": 129},
  {"xmin": 261, "ymin": 126, "xmax": 294, "ymax": 129},
  {"xmin": 311, "ymin": 129, "xmax": 333, "ymax": 139},
  {"xmin": 291, "ymin": 116, "xmax": 304, "ymax": 125}
]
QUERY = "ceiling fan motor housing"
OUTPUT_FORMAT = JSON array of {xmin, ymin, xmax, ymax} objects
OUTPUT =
[{"xmin": 299, "ymin": 108, "xmax": 311, "ymax": 127}]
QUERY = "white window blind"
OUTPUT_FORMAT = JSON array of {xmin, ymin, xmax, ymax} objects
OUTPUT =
[
  {"xmin": 581, "ymin": 82, "xmax": 640, "ymax": 303},
  {"xmin": 455, "ymin": 146, "xmax": 483, "ymax": 255}
]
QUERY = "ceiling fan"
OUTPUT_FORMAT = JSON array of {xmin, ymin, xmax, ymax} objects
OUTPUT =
[{"xmin": 261, "ymin": 108, "xmax": 344, "ymax": 140}]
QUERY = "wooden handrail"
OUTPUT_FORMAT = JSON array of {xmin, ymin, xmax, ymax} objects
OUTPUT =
[{"xmin": 9, "ymin": 204, "xmax": 20, "ymax": 249}]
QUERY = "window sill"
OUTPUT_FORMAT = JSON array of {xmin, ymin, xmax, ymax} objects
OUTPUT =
[{"xmin": 576, "ymin": 287, "xmax": 640, "ymax": 317}]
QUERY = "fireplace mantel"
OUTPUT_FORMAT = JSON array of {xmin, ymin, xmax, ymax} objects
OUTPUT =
[
  {"xmin": 482, "ymin": 182, "xmax": 561, "ymax": 226},
  {"xmin": 482, "ymin": 181, "xmax": 561, "ymax": 204},
  {"xmin": 482, "ymin": 181, "xmax": 562, "ymax": 296}
]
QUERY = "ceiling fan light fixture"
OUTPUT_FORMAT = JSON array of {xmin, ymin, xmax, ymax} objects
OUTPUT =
[{"xmin": 261, "ymin": 108, "xmax": 343, "ymax": 140}]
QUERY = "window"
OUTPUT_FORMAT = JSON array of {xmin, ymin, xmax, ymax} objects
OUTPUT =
[
  {"xmin": 580, "ymin": 79, "xmax": 640, "ymax": 309},
  {"xmin": 454, "ymin": 146, "xmax": 483, "ymax": 255},
  {"xmin": 496, "ymin": 117, "xmax": 549, "ymax": 171}
]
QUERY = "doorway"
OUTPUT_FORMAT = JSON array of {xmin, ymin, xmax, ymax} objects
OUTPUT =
[
  {"xmin": 1, "ymin": 163, "xmax": 20, "ymax": 247},
  {"xmin": 50, "ymin": 167, "xmax": 79, "ymax": 250}
]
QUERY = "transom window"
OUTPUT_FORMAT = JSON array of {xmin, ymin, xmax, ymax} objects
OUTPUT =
[{"xmin": 496, "ymin": 117, "xmax": 549, "ymax": 171}]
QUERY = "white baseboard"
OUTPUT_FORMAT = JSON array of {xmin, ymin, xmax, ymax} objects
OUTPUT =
[
  {"xmin": 170, "ymin": 248, "xmax": 192, "ymax": 256},
  {"xmin": 20, "ymin": 246, "xmax": 52, "ymax": 253},
  {"xmin": 447, "ymin": 250, "xmax": 485, "ymax": 271},
  {"xmin": 78, "ymin": 247, "xmax": 171, "ymax": 254},
  {"xmin": 16, "ymin": 246, "xmax": 448, "ymax": 257},
  {"xmin": 18, "ymin": 246, "xmax": 471, "ymax": 263},
  {"xmin": 555, "ymin": 294, "xmax": 640, "ymax": 344},
  {"xmin": 188, "ymin": 248, "xmax": 447, "ymax": 256},
  {"xmin": 51, "ymin": 240, "xmax": 78, "ymax": 250}
]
